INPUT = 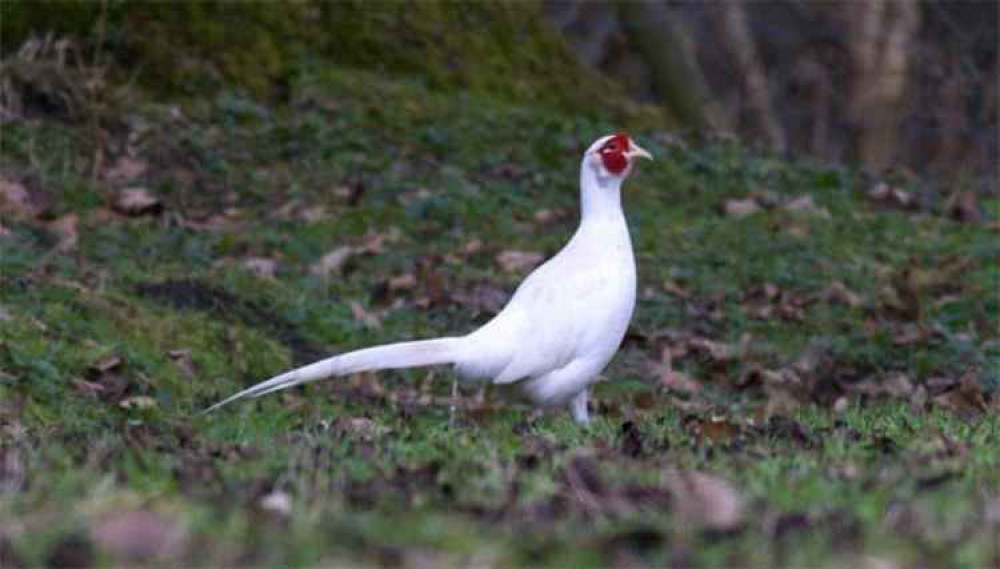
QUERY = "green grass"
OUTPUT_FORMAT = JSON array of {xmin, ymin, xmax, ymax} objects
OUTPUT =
[{"xmin": 1, "ymin": 67, "xmax": 997, "ymax": 567}]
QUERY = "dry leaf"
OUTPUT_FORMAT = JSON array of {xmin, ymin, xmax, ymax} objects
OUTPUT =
[
  {"xmin": 868, "ymin": 182, "xmax": 913, "ymax": 208},
  {"xmin": 112, "ymin": 188, "xmax": 162, "ymax": 216},
  {"xmin": 495, "ymin": 250, "xmax": 543, "ymax": 273},
  {"xmin": 688, "ymin": 337, "xmax": 737, "ymax": 362},
  {"xmin": 119, "ymin": 396, "xmax": 157, "ymax": 410},
  {"xmin": 663, "ymin": 279, "xmax": 691, "ymax": 299},
  {"xmin": 310, "ymin": 246, "xmax": 357, "ymax": 278},
  {"xmin": 91, "ymin": 509, "xmax": 185, "ymax": 564},
  {"xmin": 461, "ymin": 239, "xmax": 484, "ymax": 256},
  {"xmin": 242, "ymin": 257, "xmax": 277, "ymax": 279},
  {"xmin": 103, "ymin": 156, "xmax": 147, "ymax": 184},
  {"xmin": 167, "ymin": 349, "xmax": 196, "ymax": 379},
  {"xmin": 822, "ymin": 281, "xmax": 862, "ymax": 307},
  {"xmin": 46, "ymin": 213, "xmax": 79, "ymax": 252},
  {"xmin": 388, "ymin": 273, "xmax": 418, "ymax": 291},
  {"xmin": 944, "ymin": 190, "xmax": 983, "ymax": 223},
  {"xmin": 0, "ymin": 178, "xmax": 37, "ymax": 218},
  {"xmin": 259, "ymin": 490, "xmax": 292, "ymax": 518},
  {"xmin": 349, "ymin": 301, "xmax": 381, "ymax": 330},
  {"xmin": 688, "ymin": 416, "xmax": 743, "ymax": 444},
  {"xmin": 724, "ymin": 198, "xmax": 761, "ymax": 218},
  {"xmin": 653, "ymin": 348, "xmax": 700, "ymax": 394},
  {"xmin": 337, "ymin": 417, "xmax": 390, "ymax": 441},
  {"xmin": 666, "ymin": 470, "xmax": 744, "ymax": 531},
  {"xmin": 784, "ymin": 195, "xmax": 831, "ymax": 218}
]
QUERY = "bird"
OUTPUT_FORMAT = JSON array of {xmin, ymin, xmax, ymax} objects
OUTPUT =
[{"xmin": 206, "ymin": 133, "xmax": 652, "ymax": 424}]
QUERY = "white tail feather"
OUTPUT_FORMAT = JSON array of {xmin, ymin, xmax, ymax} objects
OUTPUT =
[{"xmin": 204, "ymin": 337, "xmax": 462, "ymax": 413}]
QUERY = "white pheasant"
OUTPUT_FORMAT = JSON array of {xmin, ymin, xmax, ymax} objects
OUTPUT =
[{"xmin": 207, "ymin": 133, "xmax": 652, "ymax": 423}]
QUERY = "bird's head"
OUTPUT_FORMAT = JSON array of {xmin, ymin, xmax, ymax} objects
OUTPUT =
[{"xmin": 585, "ymin": 133, "xmax": 653, "ymax": 181}]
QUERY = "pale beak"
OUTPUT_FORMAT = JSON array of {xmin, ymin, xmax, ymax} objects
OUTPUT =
[{"xmin": 627, "ymin": 142, "xmax": 653, "ymax": 161}]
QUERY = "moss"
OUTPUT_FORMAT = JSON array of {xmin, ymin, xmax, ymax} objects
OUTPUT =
[{"xmin": 1, "ymin": 0, "xmax": 665, "ymax": 125}]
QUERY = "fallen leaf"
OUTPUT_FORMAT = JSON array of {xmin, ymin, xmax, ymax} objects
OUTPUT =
[
  {"xmin": 662, "ymin": 279, "xmax": 691, "ymax": 299},
  {"xmin": 931, "ymin": 369, "xmax": 989, "ymax": 418},
  {"xmin": 167, "ymin": 349, "xmax": 196, "ymax": 379},
  {"xmin": 0, "ymin": 178, "xmax": 37, "ymax": 218},
  {"xmin": 388, "ymin": 273, "xmax": 418, "ymax": 291},
  {"xmin": 112, "ymin": 188, "xmax": 162, "ymax": 216},
  {"xmin": 119, "ymin": 396, "xmax": 157, "ymax": 410},
  {"xmin": 461, "ymin": 239, "xmax": 484, "ymax": 256},
  {"xmin": 310, "ymin": 245, "xmax": 357, "ymax": 277},
  {"xmin": 46, "ymin": 213, "xmax": 79, "ymax": 252},
  {"xmin": 688, "ymin": 337, "xmax": 737, "ymax": 362},
  {"xmin": 666, "ymin": 470, "xmax": 744, "ymax": 531},
  {"xmin": 103, "ymin": 156, "xmax": 147, "ymax": 184},
  {"xmin": 652, "ymin": 348, "xmax": 700, "ymax": 394},
  {"xmin": 259, "ymin": 490, "xmax": 292, "ymax": 519},
  {"xmin": 242, "ymin": 257, "xmax": 277, "ymax": 279},
  {"xmin": 349, "ymin": 301, "xmax": 381, "ymax": 330},
  {"xmin": 91, "ymin": 509, "xmax": 185, "ymax": 564},
  {"xmin": 724, "ymin": 198, "xmax": 761, "ymax": 218},
  {"xmin": 822, "ymin": 280, "xmax": 862, "ymax": 307},
  {"xmin": 868, "ymin": 182, "xmax": 913, "ymax": 208},
  {"xmin": 88, "ymin": 354, "xmax": 122, "ymax": 376},
  {"xmin": 337, "ymin": 417, "xmax": 390, "ymax": 441},
  {"xmin": 784, "ymin": 195, "xmax": 831, "ymax": 218},
  {"xmin": 944, "ymin": 190, "xmax": 982, "ymax": 223},
  {"xmin": 686, "ymin": 415, "xmax": 742, "ymax": 444},
  {"xmin": 495, "ymin": 250, "xmax": 543, "ymax": 273}
]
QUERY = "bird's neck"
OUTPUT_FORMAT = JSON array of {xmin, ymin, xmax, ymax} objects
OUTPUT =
[{"xmin": 579, "ymin": 164, "xmax": 625, "ymax": 224}]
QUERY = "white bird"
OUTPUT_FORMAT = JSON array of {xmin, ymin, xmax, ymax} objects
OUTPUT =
[{"xmin": 207, "ymin": 133, "xmax": 652, "ymax": 423}]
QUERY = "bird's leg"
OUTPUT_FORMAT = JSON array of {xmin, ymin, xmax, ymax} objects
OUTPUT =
[{"xmin": 570, "ymin": 389, "xmax": 590, "ymax": 425}]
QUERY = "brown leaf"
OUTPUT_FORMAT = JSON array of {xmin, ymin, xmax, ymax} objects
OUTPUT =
[
  {"xmin": 388, "ymin": 273, "xmax": 418, "ymax": 292},
  {"xmin": 349, "ymin": 301, "xmax": 381, "ymax": 330},
  {"xmin": 112, "ymin": 187, "xmax": 162, "ymax": 216},
  {"xmin": 461, "ymin": 239, "xmax": 484, "ymax": 256},
  {"xmin": 666, "ymin": 470, "xmax": 744, "ymax": 531},
  {"xmin": 662, "ymin": 279, "xmax": 691, "ymax": 299},
  {"xmin": 686, "ymin": 415, "xmax": 742, "ymax": 445},
  {"xmin": 724, "ymin": 198, "xmax": 761, "ymax": 218},
  {"xmin": 103, "ymin": 156, "xmax": 147, "ymax": 184},
  {"xmin": 337, "ymin": 417, "xmax": 390, "ymax": 441},
  {"xmin": 242, "ymin": 257, "xmax": 277, "ymax": 279},
  {"xmin": 822, "ymin": 280, "xmax": 862, "ymax": 308},
  {"xmin": 168, "ymin": 349, "xmax": 197, "ymax": 379},
  {"xmin": 784, "ymin": 195, "xmax": 831, "ymax": 218},
  {"xmin": 89, "ymin": 354, "xmax": 122, "ymax": 375},
  {"xmin": 259, "ymin": 490, "xmax": 292, "ymax": 519},
  {"xmin": 0, "ymin": 178, "xmax": 37, "ymax": 218},
  {"xmin": 46, "ymin": 213, "xmax": 79, "ymax": 252},
  {"xmin": 310, "ymin": 245, "xmax": 357, "ymax": 277},
  {"xmin": 931, "ymin": 369, "xmax": 989, "ymax": 418},
  {"xmin": 688, "ymin": 337, "xmax": 737, "ymax": 362},
  {"xmin": 91, "ymin": 509, "xmax": 185, "ymax": 564},
  {"xmin": 495, "ymin": 250, "xmax": 543, "ymax": 273},
  {"xmin": 653, "ymin": 349, "xmax": 700, "ymax": 394},
  {"xmin": 868, "ymin": 182, "xmax": 913, "ymax": 209},
  {"xmin": 119, "ymin": 396, "xmax": 157, "ymax": 410},
  {"xmin": 944, "ymin": 190, "xmax": 982, "ymax": 223}
]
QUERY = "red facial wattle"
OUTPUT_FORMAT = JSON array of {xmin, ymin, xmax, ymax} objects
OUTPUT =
[{"xmin": 599, "ymin": 133, "xmax": 631, "ymax": 175}]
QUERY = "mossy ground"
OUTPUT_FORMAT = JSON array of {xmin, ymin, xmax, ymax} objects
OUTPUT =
[{"xmin": 1, "ymin": 66, "xmax": 998, "ymax": 567}]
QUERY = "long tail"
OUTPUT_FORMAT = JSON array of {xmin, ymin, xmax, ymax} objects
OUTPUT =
[{"xmin": 204, "ymin": 337, "xmax": 463, "ymax": 413}]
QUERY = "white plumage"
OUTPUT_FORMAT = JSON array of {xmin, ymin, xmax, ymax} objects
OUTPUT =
[{"xmin": 207, "ymin": 133, "xmax": 651, "ymax": 423}]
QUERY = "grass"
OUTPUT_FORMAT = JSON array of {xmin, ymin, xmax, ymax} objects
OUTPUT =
[{"xmin": 1, "ymin": 65, "xmax": 998, "ymax": 568}]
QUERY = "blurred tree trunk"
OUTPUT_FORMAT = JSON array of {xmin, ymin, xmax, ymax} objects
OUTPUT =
[
  {"xmin": 844, "ymin": 0, "xmax": 921, "ymax": 172},
  {"xmin": 616, "ymin": 0, "xmax": 712, "ymax": 131},
  {"xmin": 713, "ymin": 1, "xmax": 787, "ymax": 153}
]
